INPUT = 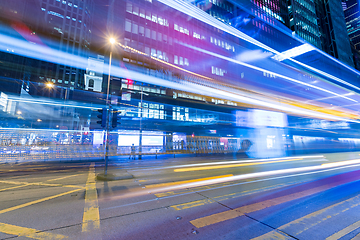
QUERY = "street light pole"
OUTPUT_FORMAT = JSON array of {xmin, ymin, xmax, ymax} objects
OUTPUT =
[
  {"xmin": 104, "ymin": 38, "xmax": 114, "ymax": 175},
  {"xmin": 139, "ymin": 86, "xmax": 143, "ymax": 159}
]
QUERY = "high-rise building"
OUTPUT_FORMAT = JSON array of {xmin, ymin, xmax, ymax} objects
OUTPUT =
[
  {"xmin": 342, "ymin": 0, "xmax": 360, "ymax": 68},
  {"xmin": 287, "ymin": 0, "xmax": 321, "ymax": 48},
  {"xmin": 37, "ymin": 0, "xmax": 94, "ymax": 92},
  {"xmin": 315, "ymin": 0, "xmax": 354, "ymax": 67},
  {"xmin": 193, "ymin": 0, "xmax": 354, "ymax": 67},
  {"xmin": 0, "ymin": 0, "xmax": 94, "ymax": 97}
]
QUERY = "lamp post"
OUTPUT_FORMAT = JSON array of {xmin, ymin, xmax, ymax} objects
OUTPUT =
[
  {"xmin": 139, "ymin": 86, "xmax": 143, "ymax": 159},
  {"xmin": 104, "ymin": 37, "xmax": 115, "ymax": 175},
  {"xmin": 138, "ymin": 86, "xmax": 149, "ymax": 160}
]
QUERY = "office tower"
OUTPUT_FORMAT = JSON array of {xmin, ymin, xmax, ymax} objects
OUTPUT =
[
  {"xmin": 343, "ymin": 0, "xmax": 360, "ymax": 69},
  {"xmin": 37, "ymin": 0, "xmax": 94, "ymax": 92},
  {"xmin": 0, "ymin": 0, "xmax": 94, "ymax": 97},
  {"xmin": 315, "ymin": 0, "xmax": 354, "ymax": 67},
  {"xmin": 287, "ymin": 0, "xmax": 321, "ymax": 48}
]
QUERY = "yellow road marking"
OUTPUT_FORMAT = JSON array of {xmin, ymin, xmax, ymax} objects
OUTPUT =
[
  {"xmin": 173, "ymin": 199, "xmax": 215, "ymax": 210},
  {"xmin": 0, "ymin": 180, "xmax": 84, "ymax": 189},
  {"xmin": 82, "ymin": 163, "xmax": 100, "ymax": 232},
  {"xmin": 0, "ymin": 184, "xmax": 30, "ymax": 192},
  {"xmin": 351, "ymin": 233, "xmax": 360, "ymax": 240},
  {"xmin": 0, "ymin": 222, "xmax": 67, "ymax": 239},
  {"xmin": 171, "ymin": 182, "xmax": 298, "ymax": 211},
  {"xmin": 326, "ymin": 220, "xmax": 360, "ymax": 240},
  {"xmin": 252, "ymin": 194, "xmax": 360, "ymax": 239},
  {"xmin": 145, "ymin": 174, "xmax": 233, "ymax": 188},
  {"xmin": 46, "ymin": 174, "xmax": 84, "ymax": 182},
  {"xmin": 174, "ymin": 158, "xmax": 303, "ymax": 172},
  {"xmin": 0, "ymin": 188, "xmax": 82, "ymax": 215},
  {"xmin": 190, "ymin": 181, "xmax": 345, "ymax": 228}
]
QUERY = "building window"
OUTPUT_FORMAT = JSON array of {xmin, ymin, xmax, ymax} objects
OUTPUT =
[
  {"xmin": 184, "ymin": 58, "xmax": 189, "ymax": 66},
  {"xmin": 126, "ymin": 3, "xmax": 132, "ymax": 13},
  {"xmin": 125, "ymin": 20, "xmax": 131, "ymax": 32},
  {"xmin": 132, "ymin": 23, "xmax": 138, "ymax": 34},
  {"xmin": 145, "ymin": 28, "xmax": 150, "ymax": 38},
  {"xmin": 151, "ymin": 48, "xmax": 156, "ymax": 57},
  {"xmin": 139, "ymin": 26, "xmax": 144, "ymax": 36}
]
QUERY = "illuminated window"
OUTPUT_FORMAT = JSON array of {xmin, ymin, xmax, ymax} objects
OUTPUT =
[
  {"xmin": 174, "ymin": 55, "xmax": 178, "ymax": 64},
  {"xmin": 146, "ymin": 11, "xmax": 151, "ymax": 20},
  {"xmin": 151, "ymin": 30, "xmax": 156, "ymax": 40},
  {"xmin": 184, "ymin": 58, "xmax": 189, "ymax": 66},
  {"xmin": 145, "ymin": 28, "xmax": 150, "ymax": 38},
  {"xmin": 179, "ymin": 57, "xmax": 183, "ymax": 65},
  {"xmin": 145, "ymin": 47, "xmax": 150, "ymax": 55},
  {"xmin": 139, "ymin": 26, "xmax": 144, "ymax": 36},
  {"xmin": 158, "ymin": 16, "xmax": 164, "ymax": 25},
  {"xmin": 132, "ymin": 23, "xmax": 138, "ymax": 34},
  {"xmin": 157, "ymin": 50, "xmax": 162, "ymax": 59},
  {"xmin": 126, "ymin": 3, "xmax": 132, "ymax": 13},
  {"xmin": 125, "ymin": 20, "xmax": 131, "ymax": 32},
  {"xmin": 133, "ymin": 6, "xmax": 139, "ymax": 15},
  {"xmin": 152, "ymin": 14, "xmax": 157, "ymax": 23},
  {"xmin": 140, "ymin": 9, "xmax": 145, "ymax": 18},
  {"xmin": 151, "ymin": 48, "xmax": 156, "ymax": 57}
]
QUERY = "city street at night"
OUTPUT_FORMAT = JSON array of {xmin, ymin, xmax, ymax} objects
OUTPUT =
[{"xmin": 3, "ymin": 0, "xmax": 360, "ymax": 238}]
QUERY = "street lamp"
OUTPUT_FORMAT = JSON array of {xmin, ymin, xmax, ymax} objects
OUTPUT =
[
  {"xmin": 138, "ymin": 86, "xmax": 149, "ymax": 160},
  {"xmin": 104, "ymin": 37, "xmax": 115, "ymax": 175}
]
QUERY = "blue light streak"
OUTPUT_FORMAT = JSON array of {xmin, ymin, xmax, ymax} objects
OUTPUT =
[{"xmin": 0, "ymin": 32, "xmax": 357, "ymax": 122}]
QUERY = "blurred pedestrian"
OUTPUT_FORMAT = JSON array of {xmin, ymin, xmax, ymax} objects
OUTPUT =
[{"xmin": 130, "ymin": 143, "xmax": 136, "ymax": 159}]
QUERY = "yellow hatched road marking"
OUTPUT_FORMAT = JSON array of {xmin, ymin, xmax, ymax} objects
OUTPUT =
[
  {"xmin": 145, "ymin": 174, "xmax": 233, "ymax": 188},
  {"xmin": 173, "ymin": 199, "xmax": 215, "ymax": 210},
  {"xmin": 0, "ymin": 188, "xmax": 83, "ymax": 215},
  {"xmin": 82, "ymin": 163, "xmax": 100, "ymax": 232},
  {"xmin": 0, "ymin": 180, "xmax": 84, "ymax": 189},
  {"xmin": 46, "ymin": 173, "xmax": 84, "ymax": 182},
  {"xmin": 0, "ymin": 222, "xmax": 67, "ymax": 239},
  {"xmin": 0, "ymin": 184, "xmax": 30, "ymax": 192},
  {"xmin": 174, "ymin": 158, "xmax": 303, "ymax": 172},
  {"xmin": 351, "ymin": 233, "xmax": 360, "ymax": 240},
  {"xmin": 252, "ymin": 194, "xmax": 360, "ymax": 239},
  {"xmin": 326, "ymin": 220, "xmax": 360, "ymax": 240},
  {"xmin": 190, "ymin": 182, "xmax": 344, "ymax": 228},
  {"xmin": 171, "ymin": 182, "xmax": 297, "ymax": 211}
]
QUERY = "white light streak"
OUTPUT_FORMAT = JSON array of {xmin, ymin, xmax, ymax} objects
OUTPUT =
[{"xmin": 179, "ymin": 41, "xmax": 358, "ymax": 103}]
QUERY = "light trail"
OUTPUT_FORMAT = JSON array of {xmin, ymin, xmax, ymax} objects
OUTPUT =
[
  {"xmin": 179, "ymin": 41, "xmax": 357, "ymax": 103},
  {"xmin": 100, "ymin": 161, "xmax": 360, "ymax": 205},
  {"xmin": 0, "ymin": 31, "xmax": 358, "ymax": 121},
  {"xmin": 160, "ymin": 0, "xmax": 360, "ymax": 93},
  {"xmin": 133, "ymin": 155, "xmax": 325, "ymax": 171}
]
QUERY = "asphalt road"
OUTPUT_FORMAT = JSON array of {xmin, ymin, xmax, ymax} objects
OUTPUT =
[{"xmin": 2, "ymin": 152, "xmax": 360, "ymax": 239}]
